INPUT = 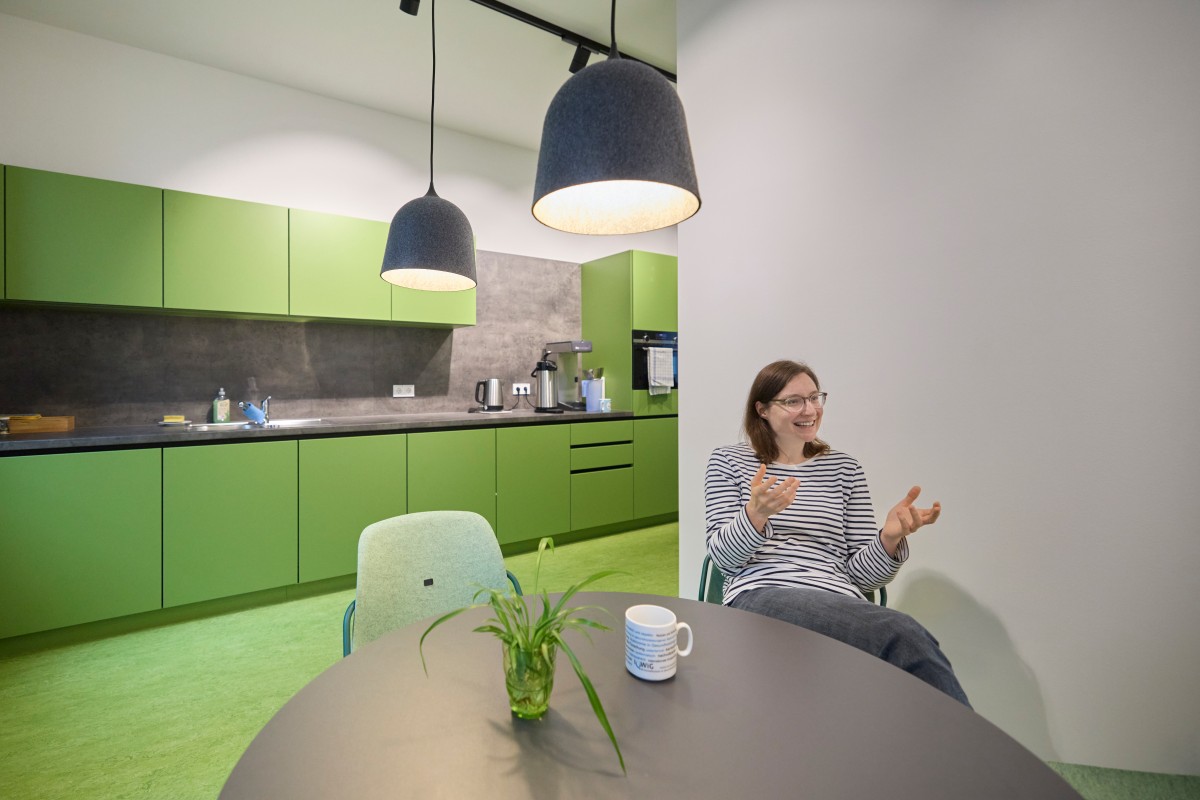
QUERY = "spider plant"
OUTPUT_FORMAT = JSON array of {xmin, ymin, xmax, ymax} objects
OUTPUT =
[{"xmin": 420, "ymin": 537, "xmax": 627, "ymax": 774}]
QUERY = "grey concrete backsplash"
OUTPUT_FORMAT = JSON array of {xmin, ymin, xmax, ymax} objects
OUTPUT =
[{"xmin": 0, "ymin": 250, "xmax": 581, "ymax": 427}]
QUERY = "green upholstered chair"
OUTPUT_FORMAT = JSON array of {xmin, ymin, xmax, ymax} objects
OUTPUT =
[
  {"xmin": 697, "ymin": 553, "xmax": 887, "ymax": 607},
  {"xmin": 342, "ymin": 511, "xmax": 522, "ymax": 656}
]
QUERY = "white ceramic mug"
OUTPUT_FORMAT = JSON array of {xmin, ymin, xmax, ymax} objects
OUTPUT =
[{"xmin": 625, "ymin": 604, "xmax": 693, "ymax": 681}]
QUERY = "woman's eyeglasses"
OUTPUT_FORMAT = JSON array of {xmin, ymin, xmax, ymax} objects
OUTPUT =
[{"xmin": 768, "ymin": 393, "xmax": 828, "ymax": 411}]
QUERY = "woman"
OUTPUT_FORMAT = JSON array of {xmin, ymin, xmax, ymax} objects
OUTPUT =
[{"xmin": 705, "ymin": 359, "xmax": 971, "ymax": 706}]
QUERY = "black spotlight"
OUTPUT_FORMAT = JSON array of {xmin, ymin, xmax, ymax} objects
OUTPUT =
[
  {"xmin": 568, "ymin": 44, "xmax": 591, "ymax": 74},
  {"xmin": 399, "ymin": 0, "xmax": 420, "ymax": 15}
]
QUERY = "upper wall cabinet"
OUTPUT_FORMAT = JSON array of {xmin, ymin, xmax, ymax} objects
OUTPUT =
[
  {"xmin": 581, "ymin": 250, "xmax": 678, "ymax": 415},
  {"xmin": 392, "ymin": 284, "xmax": 476, "ymax": 327},
  {"xmin": 290, "ymin": 209, "xmax": 391, "ymax": 321},
  {"xmin": 3, "ymin": 165, "xmax": 475, "ymax": 327},
  {"xmin": 164, "ymin": 190, "xmax": 289, "ymax": 315},
  {"xmin": 5, "ymin": 167, "xmax": 163, "ymax": 308}
]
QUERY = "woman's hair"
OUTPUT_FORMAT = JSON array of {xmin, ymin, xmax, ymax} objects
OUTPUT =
[{"xmin": 741, "ymin": 359, "xmax": 831, "ymax": 464}]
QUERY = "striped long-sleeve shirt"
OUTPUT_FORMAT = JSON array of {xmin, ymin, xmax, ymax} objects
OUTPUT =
[{"xmin": 704, "ymin": 443, "xmax": 908, "ymax": 604}]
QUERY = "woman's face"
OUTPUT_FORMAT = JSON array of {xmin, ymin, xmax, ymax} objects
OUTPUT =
[{"xmin": 755, "ymin": 372, "xmax": 823, "ymax": 457}]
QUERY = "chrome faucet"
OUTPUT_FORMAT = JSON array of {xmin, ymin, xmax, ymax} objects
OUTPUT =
[{"xmin": 238, "ymin": 395, "xmax": 272, "ymax": 425}]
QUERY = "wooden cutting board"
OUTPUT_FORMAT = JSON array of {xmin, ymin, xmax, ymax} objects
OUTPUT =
[{"xmin": 6, "ymin": 415, "xmax": 76, "ymax": 433}]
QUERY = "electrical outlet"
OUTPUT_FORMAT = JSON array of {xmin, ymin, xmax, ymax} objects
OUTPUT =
[
  {"xmin": 392, "ymin": 384, "xmax": 415, "ymax": 398},
  {"xmin": 512, "ymin": 383, "xmax": 530, "ymax": 397}
]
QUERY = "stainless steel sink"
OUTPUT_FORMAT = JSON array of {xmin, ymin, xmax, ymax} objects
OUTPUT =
[{"xmin": 187, "ymin": 418, "xmax": 323, "ymax": 432}]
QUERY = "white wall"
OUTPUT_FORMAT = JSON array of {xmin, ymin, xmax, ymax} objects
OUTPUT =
[
  {"xmin": 0, "ymin": 13, "xmax": 676, "ymax": 263},
  {"xmin": 678, "ymin": 0, "xmax": 1200, "ymax": 776}
]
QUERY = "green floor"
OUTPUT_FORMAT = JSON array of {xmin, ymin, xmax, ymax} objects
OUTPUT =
[{"xmin": 0, "ymin": 522, "xmax": 1194, "ymax": 799}]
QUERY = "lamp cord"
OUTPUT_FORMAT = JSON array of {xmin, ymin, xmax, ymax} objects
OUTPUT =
[
  {"xmin": 610, "ymin": 0, "xmax": 618, "ymax": 58},
  {"xmin": 428, "ymin": 0, "xmax": 437, "ymax": 195}
]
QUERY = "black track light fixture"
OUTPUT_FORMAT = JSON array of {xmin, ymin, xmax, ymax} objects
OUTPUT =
[
  {"xmin": 568, "ymin": 43, "xmax": 591, "ymax": 74},
  {"xmin": 399, "ymin": 0, "xmax": 420, "ymax": 16}
]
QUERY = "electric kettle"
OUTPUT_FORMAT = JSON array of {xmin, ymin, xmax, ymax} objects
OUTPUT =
[
  {"xmin": 475, "ymin": 378, "xmax": 503, "ymax": 411},
  {"xmin": 531, "ymin": 352, "xmax": 563, "ymax": 413}
]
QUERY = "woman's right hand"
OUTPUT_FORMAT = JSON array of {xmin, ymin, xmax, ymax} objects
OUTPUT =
[{"xmin": 746, "ymin": 463, "xmax": 800, "ymax": 533}]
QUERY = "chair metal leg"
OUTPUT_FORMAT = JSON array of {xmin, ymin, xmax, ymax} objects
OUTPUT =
[{"xmin": 342, "ymin": 600, "xmax": 356, "ymax": 657}]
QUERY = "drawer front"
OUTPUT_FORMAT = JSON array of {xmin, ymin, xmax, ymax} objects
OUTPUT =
[
  {"xmin": 571, "ymin": 420, "xmax": 634, "ymax": 446},
  {"xmin": 571, "ymin": 467, "xmax": 634, "ymax": 530},
  {"xmin": 571, "ymin": 443, "xmax": 634, "ymax": 472}
]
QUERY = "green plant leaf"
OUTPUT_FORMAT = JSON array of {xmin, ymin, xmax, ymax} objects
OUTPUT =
[
  {"xmin": 419, "ymin": 603, "xmax": 486, "ymax": 675},
  {"xmin": 550, "ymin": 569, "xmax": 629, "ymax": 619},
  {"xmin": 558, "ymin": 636, "xmax": 626, "ymax": 775}
]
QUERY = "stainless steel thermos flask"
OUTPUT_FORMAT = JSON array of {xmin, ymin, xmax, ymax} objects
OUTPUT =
[{"xmin": 531, "ymin": 353, "xmax": 561, "ymax": 413}]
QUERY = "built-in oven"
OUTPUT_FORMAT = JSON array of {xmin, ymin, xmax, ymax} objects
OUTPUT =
[{"xmin": 631, "ymin": 330, "xmax": 678, "ymax": 390}]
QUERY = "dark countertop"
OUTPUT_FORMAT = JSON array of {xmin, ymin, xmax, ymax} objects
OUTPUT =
[{"xmin": 0, "ymin": 409, "xmax": 638, "ymax": 455}]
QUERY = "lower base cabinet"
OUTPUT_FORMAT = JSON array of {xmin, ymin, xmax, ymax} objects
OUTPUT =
[
  {"xmin": 163, "ymin": 440, "xmax": 298, "ymax": 607},
  {"xmin": 634, "ymin": 417, "xmax": 678, "ymax": 518},
  {"xmin": 407, "ymin": 429, "xmax": 497, "ymax": 529},
  {"xmin": 0, "ymin": 449, "xmax": 162, "ymax": 639},
  {"xmin": 299, "ymin": 435, "xmax": 407, "ymax": 582},
  {"xmin": 571, "ymin": 467, "xmax": 634, "ymax": 530},
  {"xmin": 496, "ymin": 425, "xmax": 570, "ymax": 544}
]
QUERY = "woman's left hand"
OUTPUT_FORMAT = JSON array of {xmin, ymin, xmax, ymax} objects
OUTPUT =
[{"xmin": 880, "ymin": 486, "xmax": 941, "ymax": 557}]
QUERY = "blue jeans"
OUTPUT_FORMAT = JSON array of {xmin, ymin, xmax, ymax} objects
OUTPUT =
[{"xmin": 730, "ymin": 587, "xmax": 972, "ymax": 707}]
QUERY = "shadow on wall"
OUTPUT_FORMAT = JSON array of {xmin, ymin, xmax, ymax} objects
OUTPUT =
[{"xmin": 894, "ymin": 571, "xmax": 1059, "ymax": 761}]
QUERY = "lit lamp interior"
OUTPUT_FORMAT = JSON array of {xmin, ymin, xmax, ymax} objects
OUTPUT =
[
  {"xmin": 532, "ymin": 179, "xmax": 701, "ymax": 235},
  {"xmin": 381, "ymin": 267, "xmax": 476, "ymax": 291}
]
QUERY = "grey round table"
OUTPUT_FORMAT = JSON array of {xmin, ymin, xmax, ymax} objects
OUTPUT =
[{"xmin": 220, "ymin": 591, "xmax": 1081, "ymax": 799}]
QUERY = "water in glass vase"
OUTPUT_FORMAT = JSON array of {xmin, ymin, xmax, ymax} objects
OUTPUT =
[{"xmin": 503, "ymin": 643, "xmax": 557, "ymax": 719}]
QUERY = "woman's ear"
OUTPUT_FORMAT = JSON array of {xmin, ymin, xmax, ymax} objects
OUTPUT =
[{"xmin": 754, "ymin": 401, "xmax": 767, "ymax": 418}]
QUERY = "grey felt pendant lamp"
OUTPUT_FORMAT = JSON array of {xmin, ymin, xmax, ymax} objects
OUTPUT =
[
  {"xmin": 532, "ymin": 1, "xmax": 700, "ymax": 235},
  {"xmin": 381, "ymin": 0, "xmax": 476, "ymax": 291}
]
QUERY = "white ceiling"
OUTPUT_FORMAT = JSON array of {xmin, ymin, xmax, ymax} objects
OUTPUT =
[{"xmin": 0, "ymin": 0, "xmax": 677, "ymax": 152}]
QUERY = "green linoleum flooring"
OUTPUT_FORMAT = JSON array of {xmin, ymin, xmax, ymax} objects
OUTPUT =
[{"xmin": 2, "ymin": 521, "xmax": 1195, "ymax": 799}]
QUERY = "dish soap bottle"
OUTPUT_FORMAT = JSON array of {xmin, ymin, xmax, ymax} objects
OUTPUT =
[{"xmin": 212, "ymin": 388, "xmax": 231, "ymax": 423}]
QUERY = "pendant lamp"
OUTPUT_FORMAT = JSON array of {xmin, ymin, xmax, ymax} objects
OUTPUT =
[
  {"xmin": 532, "ymin": 0, "xmax": 700, "ymax": 235},
  {"xmin": 381, "ymin": 0, "xmax": 476, "ymax": 291}
]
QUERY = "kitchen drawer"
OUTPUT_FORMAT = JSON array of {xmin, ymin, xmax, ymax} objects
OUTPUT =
[
  {"xmin": 570, "ymin": 443, "xmax": 634, "ymax": 472},
  {"xmin": 571, "ymin": 467, "xmax": 634, "ymax": 530},
  {"xmin": 570, "ymin": 420, "xmax": 634, "ymax": 446}
]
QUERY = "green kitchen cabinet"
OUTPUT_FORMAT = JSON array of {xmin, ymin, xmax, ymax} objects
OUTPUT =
[
  {"xmin": 392, "ymin": 285, "xmax": 476, "ymax": 327},
  {"xmin": 164, "ymin": 190, "xmax": 289, "ymax": 315},
  {"xmin": 630, "ymin": 251, "xmax": 678, "ymax": 331},
  {"xmin": 581, "ymin": 250, "xmax": 678, "ymax": 415},
  {"xmin": 290, "ymin": 209, "xmax": 391, "ymax": 321},
  {"xmin": 0, "ymin": 449, "xmax": 162, "ymax": 639},
  {"xmin": 496, "ymin": 424, "xmax": 570, "ymax": 545},
  {"xmin": 299, "ymin": 434, "xmax": 407, "ymax": 582},
  {"xmin": 163, "ymin": 440, "xmax": 298, "ymax": 607},
  {"xmin": 407, "ymin": 429, "xmax": 496, "ymax": 529},
  {"xmin": 4, "ymin": 166, "xmax": 163, "ymax": 308},
  {"xmin": 569, "ymin": 421, "xmax": 634, "ymax": 530},
  {"xmin": 634, "ymin": 417, "xmax": 679, "ymax": 518}
]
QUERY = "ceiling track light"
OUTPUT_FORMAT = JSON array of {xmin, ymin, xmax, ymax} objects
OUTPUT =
[
  {"xmin": 567, "ymin": 43, "xmax": 591, "ymax": 75},
  {"xmin": 532, "ymin": 0, "xmax": 700, "ymax": 235},
  {"xmin": 380, "ymin": 0, "xmax": 477, "ymax": 291},
  {"xmin": 410, "ymin": 0, "xmax": 675, "ymax": 81}
]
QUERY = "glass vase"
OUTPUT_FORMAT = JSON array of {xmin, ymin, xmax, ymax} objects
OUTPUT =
[{"xmin": 503, "ymin": 643, "xmax": 557, "ymax": 719}]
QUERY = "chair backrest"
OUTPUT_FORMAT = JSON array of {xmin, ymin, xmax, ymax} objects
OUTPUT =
[
  {"xmin": 353, "ymin": 510, "xmax": 510, "ymax": 650},
  {"xmin": 698, "ymin": 554, "xmax": 726, "ymax": 604}
]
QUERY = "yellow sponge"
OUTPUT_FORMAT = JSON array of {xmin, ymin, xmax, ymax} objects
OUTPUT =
[{"xmin": 162, "ymin": 415, "xmax": 185, "ymax": 423}]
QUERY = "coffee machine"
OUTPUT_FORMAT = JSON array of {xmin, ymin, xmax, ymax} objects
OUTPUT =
[
  {"xmin": 531, "ymin": 351, "xmax": 562, "ymax": 413},
  {"xmin": 544, "ymin": 340, "xmax": 593, "ymax": 410}
]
